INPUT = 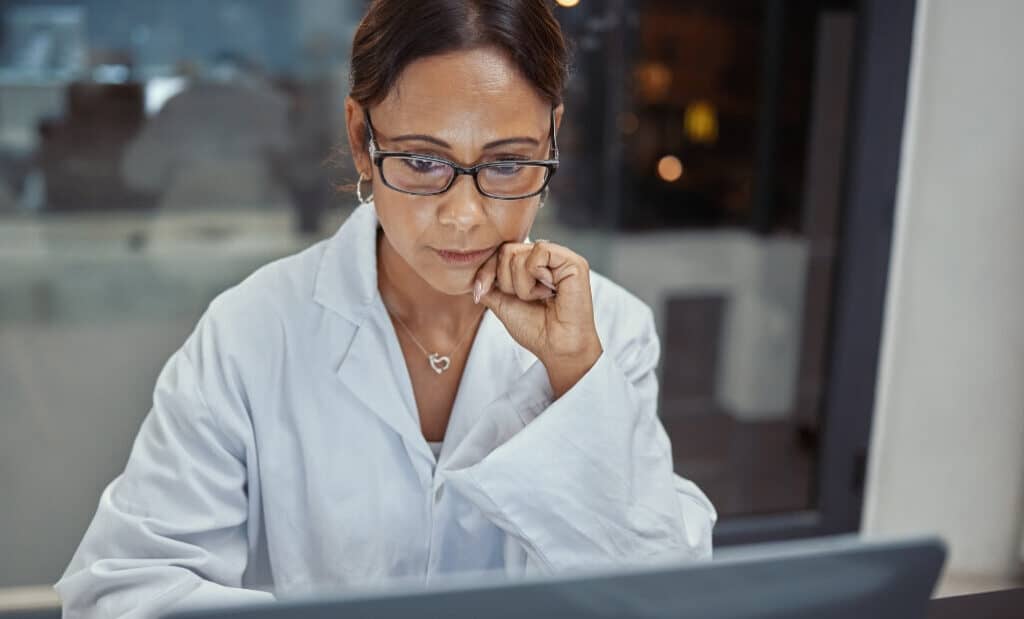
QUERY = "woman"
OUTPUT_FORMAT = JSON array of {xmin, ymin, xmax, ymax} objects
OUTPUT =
[{"xmin": 57, "ymin": 1, "xmax": 716, "ymax": 616}]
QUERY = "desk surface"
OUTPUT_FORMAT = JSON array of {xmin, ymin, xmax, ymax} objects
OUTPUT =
[{"xmin": 929, "ymin": 587, "xmax": 1024, "ymax": 619}]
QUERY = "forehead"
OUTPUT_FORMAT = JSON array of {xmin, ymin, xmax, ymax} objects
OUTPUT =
[{"xmin": 373, "ymin": 46, "xmax": 551, "ymax": 141}]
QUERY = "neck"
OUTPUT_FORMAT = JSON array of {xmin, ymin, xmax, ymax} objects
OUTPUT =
[{"xmin": 376, "ymin": 227, "xmax": 483, "ymax": 336}]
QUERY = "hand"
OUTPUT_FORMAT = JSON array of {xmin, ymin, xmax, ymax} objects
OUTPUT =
[{"xmin": 472, "ymin": 241, "xmax": 603, "ymax": 398}]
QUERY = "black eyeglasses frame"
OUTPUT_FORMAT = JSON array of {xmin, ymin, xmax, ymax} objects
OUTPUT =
[{"xmin": 363, "ymin": 107, "xmax": 560, "ymax": 200}]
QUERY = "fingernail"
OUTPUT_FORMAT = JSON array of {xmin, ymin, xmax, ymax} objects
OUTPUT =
[
  {"xmin": 537, "ymin": 273, "xmax": 556, "ymax": 290},
  {"xmin": 473, "ymin": 280, "xmax": 482, "ymax": 304}
]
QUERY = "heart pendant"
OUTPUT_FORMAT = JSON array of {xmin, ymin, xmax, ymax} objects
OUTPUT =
[{"xmin": 428, "ymin": 353, "xmax": 451, "ymax": 374}]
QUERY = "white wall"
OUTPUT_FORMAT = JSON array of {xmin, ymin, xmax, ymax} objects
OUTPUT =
[{"xmin": 863, "ymin": 0, "xmax": 1024, "ymax": 584}]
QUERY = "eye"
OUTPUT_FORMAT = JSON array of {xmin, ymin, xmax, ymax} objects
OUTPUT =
[
  {"xmin": 488, "ymin": 162, "xmax": 524, "ymax": 177},
  {"xmin": 402, "ymin": 158, "xmax": 447, "ymax": 174}
]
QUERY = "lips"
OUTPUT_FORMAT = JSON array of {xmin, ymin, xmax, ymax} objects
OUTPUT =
[
  {"xmin": 438, "ymin": 247, "xmax": 493, "ymax": 254},
  {"xmin": 433, "ymin": 246, "xmax": 496, "ymax": 266}
]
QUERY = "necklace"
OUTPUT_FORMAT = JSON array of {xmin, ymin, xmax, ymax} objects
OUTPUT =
[{"xmin": 384, "ymin": 303, "xmax": 484, "ymax": 375}]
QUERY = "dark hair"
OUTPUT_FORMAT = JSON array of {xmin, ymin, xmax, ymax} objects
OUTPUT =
[{"xmin": 349, "ymin": 0, "xmax": 569, "ymax": 110}]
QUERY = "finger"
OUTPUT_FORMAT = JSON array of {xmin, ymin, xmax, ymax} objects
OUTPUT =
[
  {"xmin": 473, "ymin": 252, "xmax": 499, "ymax": 303},
  {"xmin": 495, "ymin": 243, "xmax": 521, "ymax": 296},
  {"xmin": 525, "ymin": 242, "xmax": 557, "ymax": 291},
  {"xmin": 515, "ymin": 245, "xmax": 556, "ymax": 300},
  {"xmin": 477, "ymin": 284, "xmax": 544, "ymax": 336},
  {"xmin": 510, "ymin": 250, "xmax": 540, "ymax": 300},
  {"xmin": 528, "ymin": 243, "xmax": 593, "ymax": 312},
  {"xmin": 535, "ymin": 277, "xmax": 558, "ymax": 292}
]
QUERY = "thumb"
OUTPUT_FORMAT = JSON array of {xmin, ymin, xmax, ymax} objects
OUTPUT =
[{"xmin": 477, "ymin": 285, "xmax": 540, "ymax": 332}]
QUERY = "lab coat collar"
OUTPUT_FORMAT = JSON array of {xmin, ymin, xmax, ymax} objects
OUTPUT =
[
  {"xmin": 313, "ymin": 202, "xmax": 540, "ymax": 469},
  {"xmin": 312, "ymin": 202, "xmax": 538, "ymax": 374},
  {"xmin": 312, "ymin": 202, "xmax": 380, "ymax": 325}
]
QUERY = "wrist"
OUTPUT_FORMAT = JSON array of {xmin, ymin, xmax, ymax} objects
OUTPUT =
[{"xmin": 543, "ymin": 341, "xmax": 603, "ymax": 400}]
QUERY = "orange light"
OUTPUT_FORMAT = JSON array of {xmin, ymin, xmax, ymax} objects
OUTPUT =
[
  {"xmin": 657, "ymin": 155, "xmax": 684, "ymax": 182},
  {"xmin": 555, "ymin": 0, "xmax": 580, "ymax": 7},
  {"xmin": 635, "ymin": 62, "xmax": 672, "ymax": 103}
]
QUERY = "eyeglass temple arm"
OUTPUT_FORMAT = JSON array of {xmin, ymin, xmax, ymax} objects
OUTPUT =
[
  {"xmin": 363, "ymin": 109, "xmax": 378, "ymax": 158},
  {"xmin": 549, "ymin": 106, "xmax": 559, "ymax": 159}
]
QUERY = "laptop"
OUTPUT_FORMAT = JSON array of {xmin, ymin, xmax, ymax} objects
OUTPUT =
[{"xmin": 167, "ymin": 535, "xmax": 946, "ymax": 619}]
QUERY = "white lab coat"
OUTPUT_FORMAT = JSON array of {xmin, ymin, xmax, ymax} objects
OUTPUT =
[{"xmin": 56, "ymin": 203, "xmax": 716, "ymax": 618}]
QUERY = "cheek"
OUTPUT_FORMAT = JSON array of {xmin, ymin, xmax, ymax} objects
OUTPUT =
[
  {"xmin": 492, "ymin": 201, "xmax": 540, "ymax": 242},
  {"xmin": 376, "ymin": 200, "xmax": 430, "ymax": 260},
  {"xmin": 375, "ymin": 199, "xmax": 472, "ymax": 292}
]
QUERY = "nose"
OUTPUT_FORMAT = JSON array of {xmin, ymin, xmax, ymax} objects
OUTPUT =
[{"xmin": 437, "ymin": 173, "xmax": 488, "ymax": 232}]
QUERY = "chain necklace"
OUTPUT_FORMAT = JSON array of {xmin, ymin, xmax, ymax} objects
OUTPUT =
[{"xmin": 384, "ymin": 303, "xmax": 485, "ymax": 375}]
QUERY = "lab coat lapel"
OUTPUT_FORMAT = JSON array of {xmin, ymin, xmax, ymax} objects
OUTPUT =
[
  {"xmin": 439, "ymin": 310, "xmax": 546, "ymax": 470},
  {"xmin": 334, "ymin": 314, "xmax": 433, "ymax": 466},
  {"xmin": 314, "ymin": 203, "xmax": 432, "ymax": 467}
]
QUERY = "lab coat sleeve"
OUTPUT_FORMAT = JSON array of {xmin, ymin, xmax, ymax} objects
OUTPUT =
[
  {"xmin": 444, "ymin": 305, "xmax": 717, "ymax": 572},
  {"xmin": 55, "ymin": 311, "xmax": 273, "ymax": 618}
]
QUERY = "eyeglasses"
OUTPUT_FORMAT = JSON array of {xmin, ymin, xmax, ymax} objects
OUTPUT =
[{"xmin": 363, "ymin": 108, "xmax": 559, "ymax": 200}]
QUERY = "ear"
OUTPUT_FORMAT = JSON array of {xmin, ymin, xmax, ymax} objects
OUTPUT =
[
  {"xmin": 552, "ymin": 103, "xmax": 565, "ymax": 135},
  {"xmin": 344, "ymin": 96, "xmax": 372, "ymax": 179}
]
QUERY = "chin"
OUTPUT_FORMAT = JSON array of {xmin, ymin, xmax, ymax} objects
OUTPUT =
[{"xmin": 423, "ymin": 267, "xmax": 476, "ymax": 296}]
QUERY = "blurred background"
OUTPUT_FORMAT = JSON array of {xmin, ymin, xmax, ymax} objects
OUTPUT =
[{"xmin": 1, "ymin": 0, "xmax": 1022, "ymax": 608}]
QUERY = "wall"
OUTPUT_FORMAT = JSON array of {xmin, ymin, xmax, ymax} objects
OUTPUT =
[{"xmin": 863, "ymin": 0, "xmax": 1024, "ymax": 586}]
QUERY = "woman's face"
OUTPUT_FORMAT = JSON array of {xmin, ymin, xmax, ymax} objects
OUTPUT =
[{"xmin": 345, "ymin": 46, "xmax": 563, "ymax": 296}]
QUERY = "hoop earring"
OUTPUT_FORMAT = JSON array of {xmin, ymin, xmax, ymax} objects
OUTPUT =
[{"xmin": 356, "ymin": 173, "xmax": 373, "ymax": 205}]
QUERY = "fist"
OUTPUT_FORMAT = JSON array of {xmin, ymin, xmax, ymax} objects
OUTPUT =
[{"xmin": 472, "ymin": 241, "xmax": 603, "ymax": 398}]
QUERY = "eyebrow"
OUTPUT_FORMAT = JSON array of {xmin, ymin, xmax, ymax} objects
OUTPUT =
[{"xmin": 389, "ymin": 134, "xmax": 541, "ymax": 150}]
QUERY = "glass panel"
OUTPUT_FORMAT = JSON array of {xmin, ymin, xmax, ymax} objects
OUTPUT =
[
  {"xmin": 540, "ymin": 0, "xmax": 858, "ymax": 520},
  {"xmin": 0, "ymin": 0, "xmax": 365, "ymax": 589},
  {"xmin": 0, "ymin": 0, "xmax": 861, "ymax": 593}
]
